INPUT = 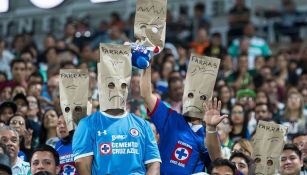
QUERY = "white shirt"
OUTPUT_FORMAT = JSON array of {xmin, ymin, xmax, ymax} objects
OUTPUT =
[{"xmin": 12, "ymin": 157, "xmax": 30, "ymax": 175}]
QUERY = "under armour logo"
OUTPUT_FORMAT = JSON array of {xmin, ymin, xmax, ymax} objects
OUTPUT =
[{"xmin": 98, "ymin": 130, "xmax": 107, "ymax": 136}]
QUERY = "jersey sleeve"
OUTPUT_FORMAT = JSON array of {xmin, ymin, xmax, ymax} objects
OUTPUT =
[
  {"xmin": 147, "ymin": 98, "xmax": 172, "ymax": 134},
  {"xmin": 72, "ymin": 117, "xmax": 94, "ymax": 161},
  {"xmin": 143, "ymin": 121, "xmax": 161, "ymax": 164}
]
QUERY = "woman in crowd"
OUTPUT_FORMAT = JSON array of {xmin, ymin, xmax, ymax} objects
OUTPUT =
[
  {"xmin": 229, "ymin": 104, "xmax": 250, "ymax": 142},
  {"xmin": 232, "ymin": 139, "xmax": 253, "ymax": 157},
  {"xmin": 281, "ymin": 91, "xmax": 306, "ymax": 137},
  {"xmin": 39, "ymin": 108, "xmax": 59, "ymax": 148},
  {"xmin": 8, "ymin": 114, "xmax": 33, "ymax": 161}
]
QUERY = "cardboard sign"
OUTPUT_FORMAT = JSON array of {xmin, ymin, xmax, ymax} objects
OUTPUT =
[
  {"xmin": 182, "ymin": 53, "xmax": 220, "ymax": 119},
  {"xmin": 252, "ymin": 121, "xmax": 288, "ymax": 175},
  {"xmin": 59, "ymin": 69, "xmax": 89, "ymax": 131},
  {"xmin": 134, "ymin": 0, "xmax": 167, "ymax": 49},
  {"xmin": 98, "ymin": 43, "xmax": 132, "ymax": 111}
]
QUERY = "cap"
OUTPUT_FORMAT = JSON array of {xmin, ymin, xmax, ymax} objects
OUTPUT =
[
  {"xmin": 0, "ymin": 101, "xmax": 17, "ymax": 113},
  {"xmin": 0, "ymin": 154, "xmax": 11, "ymax": 174},
  {"xmin": 236, "ymin": 89, "xmax": 256, "ymax": 99}
]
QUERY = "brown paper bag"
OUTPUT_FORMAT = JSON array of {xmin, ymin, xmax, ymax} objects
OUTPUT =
[
  {"xmin": 98, "ymin": 43, "xmax": 132, "ymax": 111},
  {"xmin": 134, "ymin": 0, "xmax": 167, "ymax": 49},
  {"xmin": 182, "ymin": 53, "xmax": 220, "ymax": 119},
  {"xmin": 59, "ymin": 69, "xmax": 89, "ymax": 131},
  {"xmin": 252, "ymin": 120, "xmax": 288, "ymax": 175}
]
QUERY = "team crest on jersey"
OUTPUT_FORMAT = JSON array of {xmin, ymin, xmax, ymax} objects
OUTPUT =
[
  {"xmin": 63, "ymin": 164, "xmax": 76, "ymax": 175},
  {"xmin": 100, "ymin": 143, "xmax": 112, "ymax": 155},
  {"xmin": 170, "ymin": 143, "xmax": 192, "ymax": 166},
  {"xmin": 129, "ymin": 128, "xmax": 139, "ymax": 137}
]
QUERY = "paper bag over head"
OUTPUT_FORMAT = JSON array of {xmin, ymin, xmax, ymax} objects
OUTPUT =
[
  {"xmin": 59, "ymin": 69, "xmax": 89, "ymax": 131},
  {"xmin": 182, "ymin": 53, "xmax": 220, "ymax": 119},
  {"xmin": 98, "ymin": 43, "xmax": 132, "ymax": 112},
  {"xmin": 134, "ymin": 0, "xmax": 167, "ymax": 49},
  {"xmin": 252, "ymin": 120, "xmax": 288, "ymax": 175}
]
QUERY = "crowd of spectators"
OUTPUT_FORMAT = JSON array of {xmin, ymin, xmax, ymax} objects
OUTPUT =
[{"xmin": 0, "ymin": 0, "xmax": 306, "ymax": 174}]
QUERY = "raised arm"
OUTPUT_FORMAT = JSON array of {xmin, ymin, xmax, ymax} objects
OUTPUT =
[
  {"xmin": 75, "ymin": 156, "xmax": 93, "ymax": 175},
  {"xmin": 203, "ymin": 97, "xmax": 228, "ymax": 160},
  {"xmin": 140, "ymin": 66, "xmax": 157, "ymax": 112}
]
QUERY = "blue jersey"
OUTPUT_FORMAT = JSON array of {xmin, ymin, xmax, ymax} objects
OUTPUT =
[
  {"xmin": 55, "ymin": 140, "xmax": 78, "ymax": 175},
  {"xmin": 148, "ymin": 99, "xmax": 210, "ymax": 174},
  {"xmin": 73, "ymin": 111, "xmax": 161, "ymax": 175}
]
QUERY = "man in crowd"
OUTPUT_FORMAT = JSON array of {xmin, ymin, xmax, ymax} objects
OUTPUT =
[
  {"xmin": 73, "ymin": 44, "xmax": 161, "ymax": 175},
  {"xmin": 280, "ymin": 143, "xmax": 305, "ymax": 175},
  {"xmin": 229, "ymin": 152, "xmax": 254, "ymax": 175},
  {"xmin": 0, "ymin": 126, "xmax": 30, "ymax": 174},
  {"xmin": 292, "ymin": 133, "xmax": 307, "ymax": 170},
  {"xmin": 141, "ymin": 64, "xmax": 226, "ymax": 174},
  {"xmin": 210, "ymin": 158, "xmax": 237, "ymax": 175},
  {"xmin": 30, "ymin": 144, "xmax": 60, "ymax": 175}
]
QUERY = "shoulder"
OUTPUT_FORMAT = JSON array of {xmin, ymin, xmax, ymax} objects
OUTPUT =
[
  {"xmin": 128, "ymin": 113, "xmax": 149, "ymax": 125},
  {"xmin": 79, "ymin": 111, "xmax": 101, "ymax": 124}
]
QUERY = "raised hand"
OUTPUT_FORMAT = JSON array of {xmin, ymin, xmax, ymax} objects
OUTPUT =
[
  {"xmin": 23, "ymin": 129, "xmax": 33, "ymax": 149},
  {"xmin": 203, "ymin": 97, "xmax": 228, "ymax": 127}
]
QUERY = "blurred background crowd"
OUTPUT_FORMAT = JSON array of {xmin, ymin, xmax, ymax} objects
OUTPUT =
[{"xmin": 0, "ymin": 0, "xmax": 306, "ymax": 174}]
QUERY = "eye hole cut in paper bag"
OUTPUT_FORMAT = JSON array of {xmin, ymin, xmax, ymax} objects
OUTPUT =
[
  {"xmin": 59, "ymin": 69, "xmax": 89, "ymax": 131},
  {"xmin": 134, "ymin": 0, "xmax": 167, "ymax": 50},
  {"xmin": 98, "ymin": 43, "xmax": 132, "ymax": 112},
  {"xmin": 182, "ymin": 53, "xmax": 220, "ymax": 119},
  {"xmin": 252, "ymin": 120, "xmax": 288, "ymax": 175}
]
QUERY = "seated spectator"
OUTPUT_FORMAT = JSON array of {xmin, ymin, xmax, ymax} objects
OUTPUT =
[
  {"xmin": 0, "ymin": 102, "xmax": 17, "ymax": 125},
  {"xmin": 8, "ymin": 115, "xmax": 33, "ymax": 161},
  {"xmin": 204, "ymin": 32, "xmax": 227, "ymax": 59},
  {"xmin": 209, "ymin": 158, "xmax": 237, "ymax": 175},
  {"xmin": 229, "ymin": 104, "xmax": 250, "ymax": 142},
  {"xmin": 229, "ymin": 152, "xmax": 254, "ymax": 175},
  {"xmin": 279, "ymin": 143, "xmax": 305, "ymax": 175},
  {"xmin": 232, "ymin": 139, "xmax": 253, "ymax": 157},
  {"xmin": 227, "ymin": 0, "xmax": 250, "ymax": 43},
  {"xmin": 55, "ymin": 115, "xmax": 77, "ymax": 175},
  {"xmin": 30, "ymin": 144, "xmax": 60, "ymax": 175},
  {"xmin": 228, "ymin": 23, "xmax": 271, "ymax": 70},
  {"xmin": 281, "ymin": 91, "xmax": 306, "ymax": 137},
  {"xmin": 292, "ymin": 132, "xmax": 307, "ymax": 170},
  {"xmin": 0, "ymin": 126, "xmax": 30, "ymax": 174},
  {"xmin": 39, "ymin": 109, "xmax": 59, "ymax": 148},
  {"xmin": 190, "ymin": 28, "xmax": 210, "ymax": 55},
  {"xmin": 217, "ymin": 117, "xmax": 233, "ymax": 158}
]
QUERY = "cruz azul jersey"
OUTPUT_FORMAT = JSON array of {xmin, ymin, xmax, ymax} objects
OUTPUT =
[
  {"xmin": 148, "ymin": 99, "xmax": 210, "ymax": 175},
  {"xmin": 73, "ymin": 111, "xmax": 161, "ymax": 175},
  {"xmin": 55, "ymin": 141, "xmax": 77, "ymax": 175}
]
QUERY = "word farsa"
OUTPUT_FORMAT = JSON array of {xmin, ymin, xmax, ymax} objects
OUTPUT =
[{"xmin": 258, "ymin": 123, "xmax": 287, "ymax": 134}]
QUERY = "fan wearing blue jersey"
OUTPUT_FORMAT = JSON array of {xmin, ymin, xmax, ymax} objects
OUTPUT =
[
  {"xmin": 72, "ymin": 44, "xmax": 161, "ymax": 175},
  {"xmin": 141, "ymin": 65, "xmax": 227, "ymax": 175}
]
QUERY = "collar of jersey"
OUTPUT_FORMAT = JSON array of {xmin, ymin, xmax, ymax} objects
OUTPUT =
[{"xmin": 101, "ymin": 111, "xmax": 128, "ymax": 118}]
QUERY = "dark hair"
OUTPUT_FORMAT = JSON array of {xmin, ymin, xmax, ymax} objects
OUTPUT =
[
  {"xmin": 209, "ymin": 158, "xmax": 237, "ymax": 174},
  {"xmin": 28, "ymin": 71, "xmax": 44, "ymax": 84},
  {"xmin": 230, "ymin": 152, "xmax": 255, "ymax": 175},
  {"xmin": 10, "ymin": 59, "xmax": 26, "ymax": 70},
  {"xmin": 283, "ymin": 143, "xmax": 302, "ymax": 159},
  {"xmin": 30, "ymin": 144, "xmax": 59, "ymax": 166},
  {"xmin": 20, "ymin": 47, "xmax": 34, "ymax": 59},
  {"xmin": 39, "ymin": 109, "xmax": 59, "ymax": 144},
  {"xmin": 229, "ymin": 104, "xmax": 249, "ymax": 139},
  {"xmin": 255, "ymin": 102, "xmax": 271, "ymax": 113},
  {"xmin": 0, "ymin": 71, "xmax": 7, "ymax": 81},
  {"xmin": 194, "ymin": 2, "xmax": 205, "ymax": 12},
  {"xmin": 292, "ymin": 132, "xmax": 307, "ymax": 142}
]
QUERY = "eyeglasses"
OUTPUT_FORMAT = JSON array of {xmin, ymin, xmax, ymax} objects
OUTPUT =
[
  {"xmin": 239, "ymin": 96, "xmax": 254, "ymax": 102},
  {"xmin": 10, "ymin": 120, "xmax": 25, "ymax": 126},
  {"xmin": 232, "ymin": 111, "xmax": 243, "ymax": 115}
]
